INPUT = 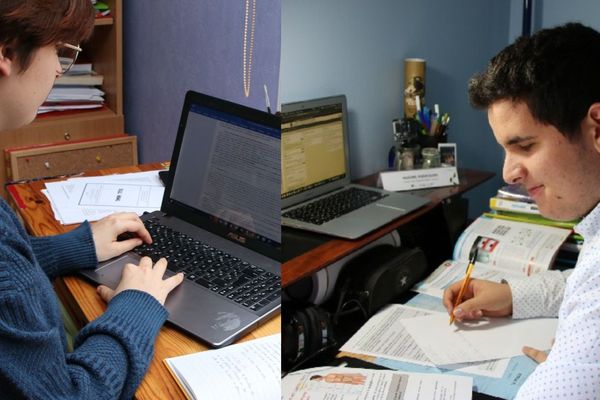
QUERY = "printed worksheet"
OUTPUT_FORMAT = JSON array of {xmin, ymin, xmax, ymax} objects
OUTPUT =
[
  {"xmin": 401, "ymin": 314, "xmax": 557, "ymax": 365},
  {"xmin": 340, "ymin": 304, "xmax": 510, "ymax": 378}
]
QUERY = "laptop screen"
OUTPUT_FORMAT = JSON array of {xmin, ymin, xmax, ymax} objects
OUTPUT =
[
  {"xmin": 164, "ymin": 91, "xmax": 281, "ymax": 258},
  {"xmin": 281, "ymin": 96, "xmax": 350, "ymax": 204}
]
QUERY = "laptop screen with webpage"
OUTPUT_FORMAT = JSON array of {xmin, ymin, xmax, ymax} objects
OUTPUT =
[
  {"xmin": 281, "ymin": 95, "xmax": 351, "ymax": 208},
  {"xmin": 163, "ymin": 92, "xmax": 281, "ymax": 260}
]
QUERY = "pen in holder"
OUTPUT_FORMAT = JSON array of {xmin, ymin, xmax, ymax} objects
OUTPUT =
[{"xmin": 414, "ymin": 102, "xmax": 450, "ymax": 149}]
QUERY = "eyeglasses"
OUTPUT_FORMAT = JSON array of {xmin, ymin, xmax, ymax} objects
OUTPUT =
[{"xmin": 57, "ymin": 43, "xmax": 82, "ymax": 74}]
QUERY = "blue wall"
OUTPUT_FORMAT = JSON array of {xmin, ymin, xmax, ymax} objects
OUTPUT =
[
  {"xmin": 281, "ymin": 0, "xmax": 511, "ymax": 218},
  {"xmin": 123, "ymin": 1, "xmax": 281, "ymax": 164},
  {"xmin": 534, "ymin": 0, "xmax": 600, "ymax": 31}
]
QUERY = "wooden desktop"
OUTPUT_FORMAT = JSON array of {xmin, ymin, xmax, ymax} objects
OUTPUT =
[
  {"xmin": 6, "ymin": 162, "xmax": 281, "ymax": 400},
  {"xmin": 282, "ymin": 168, "xmax": 494, "ymax": 287}
]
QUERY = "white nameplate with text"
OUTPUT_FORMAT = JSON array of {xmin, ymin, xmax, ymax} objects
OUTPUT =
[{"xmin": 379, "ymin": 167, "xmax": 459, "ymax": 191}]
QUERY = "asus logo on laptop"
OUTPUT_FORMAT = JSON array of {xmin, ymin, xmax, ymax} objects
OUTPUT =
[{"xmin": 227, "ymin": 232, "xmax": 247, "ymax": 244}]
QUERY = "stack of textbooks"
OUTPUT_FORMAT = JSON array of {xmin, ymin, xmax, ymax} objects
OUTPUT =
[
  {"xmin": 40, "ymin": 62, "xmax": 105, "ymax": 114},
  {"xmin": 485, "ymin": 184, "xmax": 582, "ymax": 269}
]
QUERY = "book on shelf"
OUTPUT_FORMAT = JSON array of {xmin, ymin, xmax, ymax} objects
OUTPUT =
[
  {"xmin": 164, "ymin": 334, "xmax": 280, "ymax": 400},
  {"xmin": 55, "ymin": 71, "xmax": 104, "ymax": 86},
  {"xmin": 93, "ymin": 0, "xmax": 111, "ymax": 18}
]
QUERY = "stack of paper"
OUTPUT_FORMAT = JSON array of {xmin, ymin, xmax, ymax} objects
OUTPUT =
[
  {"xmin": 43, "ymin": 171, "xmax": 165, "ymax": 225},
  {"xmin": 39, "ymin": 86, "xmax": 105, "ymax": 114},
  {"xmin": 67, "ymin": 62, "xmax": 93, "ymax": 74},
  {"xmin": 340, "ymin": 301, "xmax": 557, "ymax": 399}
]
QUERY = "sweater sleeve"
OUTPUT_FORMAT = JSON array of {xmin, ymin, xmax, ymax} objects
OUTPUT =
[
  {"xmin": 70, "ymin": 290, "xmax": 168, "ymax": 400},
  {"xmin": 29, "ymin": 221, "xmax": 98, "ymax": 279},
  {"xmin": 0, "ymin": 270, "xmax": 167, "ymax": 400}
]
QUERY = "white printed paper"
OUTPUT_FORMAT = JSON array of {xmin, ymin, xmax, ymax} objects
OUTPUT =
[
  {"xmin": 401, "ymin": 314, "xmax": 557, "ymax": 365},
  {"xmin": 341, "ymin": 304, "xmax": 509, "ymax": 378},
  {"xmin": 44, "ymin": 171, "xmax": 165, "ymax": 224}
]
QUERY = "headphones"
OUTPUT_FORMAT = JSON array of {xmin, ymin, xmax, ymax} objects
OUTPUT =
[{"xmin": 281, "ymin": 302, "xmax": 337, "ymax": 373}]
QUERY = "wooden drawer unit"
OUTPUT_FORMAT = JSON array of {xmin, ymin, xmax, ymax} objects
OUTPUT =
[
  {"xmin": 9, "ymin": 111, "xmax": 124, "ymax": 144},
  {"xmin": 5, "ymin": 135, "xmax": 137, "ymax": 182},
  {"xmin": 0, "ymin": 111, "xmax": 124, "ymax": 194}
]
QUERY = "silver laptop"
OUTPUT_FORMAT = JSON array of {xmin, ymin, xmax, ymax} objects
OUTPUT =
[
  {"xmin": 281, "ymin": 95, "xmax": 429, "ymax": 239},
  {"xmin": 81, "ymin": 91, "xmax": 281, "ymax": 348}
]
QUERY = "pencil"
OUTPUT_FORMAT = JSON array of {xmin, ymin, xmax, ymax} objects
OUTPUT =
[{"xmin": 449, "ymin": 247, "xmax": 479, "ymax": 325}]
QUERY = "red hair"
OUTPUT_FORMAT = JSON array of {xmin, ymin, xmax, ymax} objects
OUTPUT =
[{"xmin": 0, "ymin": 0, "xmax": 94, "ymax": 71}]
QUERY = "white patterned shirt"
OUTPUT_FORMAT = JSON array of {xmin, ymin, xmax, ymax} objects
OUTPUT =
[{"xmin": 504, "ymin": 202, "xmax": 600, "ymax": 399}]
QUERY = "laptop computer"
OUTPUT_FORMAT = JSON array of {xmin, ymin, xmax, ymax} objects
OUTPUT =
[
  {"xmin": 81, "ymin": 90, "xmax": 281, "ymax": 348},
  {"xmin": 281, "ymin": 95, "xmax": 429, "ymax": 239}
]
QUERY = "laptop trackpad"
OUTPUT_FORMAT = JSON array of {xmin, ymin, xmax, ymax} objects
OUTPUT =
[{"xmin": 94, "ymin": 253, "xmax": 141, "ymax": 289}]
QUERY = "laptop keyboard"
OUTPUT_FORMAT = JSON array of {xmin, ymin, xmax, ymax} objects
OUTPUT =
[
  {"xmin": 132, "ymin": 217, "xmax": 280, "ymax": 313},
  {"xmin": 282, "ymin": 187, "xmax": 388, "ymax": 225}
]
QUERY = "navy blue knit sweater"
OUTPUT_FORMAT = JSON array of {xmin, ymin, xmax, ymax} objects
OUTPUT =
[{"xmin": 0, "ymin": 199, "xmax": 168, "ymax": 399}]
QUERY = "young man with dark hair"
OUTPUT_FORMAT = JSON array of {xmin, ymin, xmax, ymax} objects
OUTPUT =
[
  {"xmin": 0, "ymin": 1, "xmax": 183, "ymax": 398},
  {"xmin": 443, "ymin": 22, "xmax": 600, "ymax": 399}
]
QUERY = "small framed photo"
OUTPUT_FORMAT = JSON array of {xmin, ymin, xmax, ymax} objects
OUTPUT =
[{"xmin": 438, "ymin": 143, "xmax": 457, "ymax": 167}]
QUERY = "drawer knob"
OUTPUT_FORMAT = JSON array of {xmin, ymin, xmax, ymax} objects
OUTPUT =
[
  {"xmin": 44, "ymin": 161, "xmax": 51, "ymax": 169},
  {"xmin": 96, "ymin": 154, "xmax": 102, "ymax": 163},
  {"xmin": 64, "ymin": 132, "xmax": 71, "ymax": 140}
]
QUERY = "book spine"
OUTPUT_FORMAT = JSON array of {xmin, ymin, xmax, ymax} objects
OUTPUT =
[
  {"xmin": 489, "ymin": 197, "xmax": 540, "ymax": 215},
  {"xmin": 483, "ymin": 211, "xmax": 576, "ymax": 230}
]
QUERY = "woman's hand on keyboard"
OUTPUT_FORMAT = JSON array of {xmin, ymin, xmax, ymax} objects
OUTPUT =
[
  {"xmin": 91, "ymin": 212, "xmax": 153, "ymax": 262},
  {"xmin": 96, "ymin": 256, "xmax": 184, "ymax": 305}
]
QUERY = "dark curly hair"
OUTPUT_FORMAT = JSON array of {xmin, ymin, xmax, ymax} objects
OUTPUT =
[
  {"xmin": 469, "ymin": 22, "xmax": 600, "ymax": 139},
  {"xmin": 0, "ymin": 0, "xmax": 94, "ymax": 72}
]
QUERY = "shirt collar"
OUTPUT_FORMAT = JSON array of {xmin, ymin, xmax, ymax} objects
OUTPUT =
[{"xmin": 574, "ymin": 201, "xmax": 600, "ymax": 239}]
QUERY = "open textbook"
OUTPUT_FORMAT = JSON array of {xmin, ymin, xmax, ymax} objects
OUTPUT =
[
  {"xmin": 283, "ymin": 366, "xmax": 472, "ymax": 400},
  {"xmin": 414, "ymin": 215, "xmax": 571, "ymax": 298},
  {"xmin": 164, "ymin": 334, "xmax": 280, "ymax": 400}
]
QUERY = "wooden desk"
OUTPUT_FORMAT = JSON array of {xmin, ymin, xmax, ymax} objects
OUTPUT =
[
  {"xmin": 7, "ymin": 162, "xmax": 281, "ymax": 400},
  {"xmin": 282, "ymin": 168, "xmax": 494, "ymax": 287}
]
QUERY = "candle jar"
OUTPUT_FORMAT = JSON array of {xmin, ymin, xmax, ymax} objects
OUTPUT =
[{"xmin": 421, "ymin": 147, "xmax": 441, "ymax": 168}]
